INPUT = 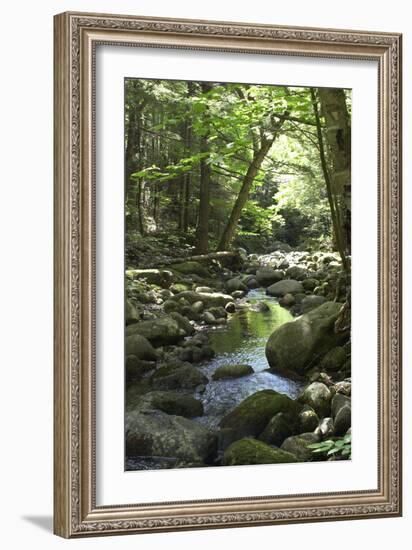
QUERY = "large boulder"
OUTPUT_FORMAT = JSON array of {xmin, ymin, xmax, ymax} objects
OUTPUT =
[
  {"xmin": 128, "ymin": 390, "xmax": 204, "ymax": 417},
  {"xmin": 265, "ymin": 302, "xmax": 347, "ymax": 376},
  {"xmin": 331, "ymin": 393, "xmax": 351, "ymax": 435},
  {"xmin": 150, "ymin": 363, "xmax": 208, "ymax": 390},
  {"xmin": 125, "ymin": 333, "xmax": 158, "ymax": 360},
  {"xmin": 212, "ymin": 364, "xmax": 254, "ymax": 381},
  {"xmin": 255, "ymin": 267, "xmax": 284, "ymax": 287},
  {"xmin": 266, "ymin": 279, "xmax": 304, "ymax": 297},
  {"xmin": 222, "ymin": 438, "xmax": 298, "ymax": 466},
  {"xmin": 126, "ymin": 316, "xmax": 187, "ymax": 346},
  {"xmin": 219, "ymin": 390, "xmax": 302, "ymax": 440},
  {"xmin": 171, "ymin": 261, "xmax": 210, "ymax": 278},
  {"xmin": 126, "ymin": 268, "xmax": 173, "ymax": 288},
  {"xmin": 280, "ymin": 433, "xmax": 320, "ymax": 462},
  {"xmin": 298, "ymin": 382, "xmax": 332, "ymax": 418},
  {"xmin": 125, "ymin": 410, "xmax": 217, "ymax": 463},
  {"xmin": 258, "ymin": 412, "xmax": 295, "ymax": 446}
]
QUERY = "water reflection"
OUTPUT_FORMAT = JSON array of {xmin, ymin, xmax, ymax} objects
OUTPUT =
[{"xmin": 196, "ymin": 289, "xmax": 304, "ymax": 428}]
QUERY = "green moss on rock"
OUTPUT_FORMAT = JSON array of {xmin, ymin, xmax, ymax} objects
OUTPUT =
[
  {"xmin": 219, "ymin": 390, "xmax": 302, "ymax": 440},
  {"xmin": 212, "ymin": 364, "xmax": 254, "ymax": 381},
  {"xmin": 171, "ymin": 261, "xmax": 210, "ymax": 278},
  {"xmin": 223, "ymin": 438, "xmax": 298, "ymax": 466},
  {"xmin": 265, "ymin": 301, "xmax": 348, "ymax": 376}
]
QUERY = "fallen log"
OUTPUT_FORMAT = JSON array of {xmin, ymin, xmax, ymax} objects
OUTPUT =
[{"xmin": 144, "ymin": 250, "xmax": 239, "ymax": 269}]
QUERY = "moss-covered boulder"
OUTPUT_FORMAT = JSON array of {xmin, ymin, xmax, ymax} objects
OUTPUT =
[
  {"xmin": 298, "ymin": 382, "xmax": 332, "ymax": 418},
  {"xmin": 150, "ymin": 363, "xmax": 208, "ymax": 390},
  {"xmin": 219, "ymin": 390, "xmax": 302, "ymax": 440},
  {"xmin": 171, "ymin": 261, "xmax": 210, "ymax": 278},
  {"xmin": 170, "ymin": 283, "xmax": 190, "ymax": 294},
  {"xmin": 265, "ymin": 302, "xmax": 347, "ymax": 376},
  {"xmin": 280, "ymin": 433, "xmax": 320, "ymax": 462},
  {"xmin": 125, "ymin": 333, "xmax": 158, "ymax": 360},
  {"xmin": 223, "ymin": 438, "xmax": 298, "ymax": 466},
  {"xmin": 126, "ymin": 410, "xmax": 217, "ymax": 463},
  {"xmin": 266, "ymin": 279, "xmax": 304, "ymax": 297},
  {"xmin": 319, "ymin": 346, "xmax": 347, "ymax": 372},
  {"xmin": 212, "ymin": 364, "xmax": 254, "ymax": 381},
  {"xmin": 255, "ymin": 267, "xmax": 284, "ymax": 287},
  {"xmin": 126, "ymin": 316, "xmax": 187, "ymax": 347},
  {"xmin": 125, "ymin": 355, "xmax": 156, "ymax": 381},
  {"xmin": 128, "ymin": 390, "xmax": 204, "ymax": 417},
  {"xmin": 169, "ymin": 311, "xmax": 195, "ymax": 335},
  {"xmin": 125, "ymin": 299, "xmax": 140, "ymax": 325},
  {"xmin": 258, "ymin": 412, "xmax": 295, "ymax": 446}
]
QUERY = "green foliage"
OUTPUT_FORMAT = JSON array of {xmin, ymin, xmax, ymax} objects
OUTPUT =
[
  {"xmin": 308, "ymin": 433, "xmax": 351, "ymax": 460},
  {"xmin": 239, "ymin": 201, "xmax": 284, "ymax": 238},
  {"xmin": 124, "ymin": 78, "xmax": 351, "ymax": 253}
]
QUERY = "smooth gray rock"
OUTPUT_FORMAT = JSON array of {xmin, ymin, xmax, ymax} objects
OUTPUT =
[
  {"xmin": 126, "ymin": 410, "xmax": 217, "ymax": 463},
  {"xmin": 266, "ymin": 279, "xmax": 304, "ymax": 297}
]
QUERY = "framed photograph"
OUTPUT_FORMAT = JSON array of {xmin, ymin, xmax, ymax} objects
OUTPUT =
[{"xmin": 53, "ymin": 11, "xmax": 402, "ymax": 538}]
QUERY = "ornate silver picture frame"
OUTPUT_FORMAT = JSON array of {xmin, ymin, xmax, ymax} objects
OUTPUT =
[{"xmin": 54, "ymin": 11, "xmax": 402, "ymax": 538}]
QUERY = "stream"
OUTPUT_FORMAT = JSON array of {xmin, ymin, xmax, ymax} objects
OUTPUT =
[
  {"xmin": 125, "ymin": 289, "xmax": 305, "ymax": 471},
  {"xmin": 194, "ymin": 289, "xmax": 305, "ymax": 428}
]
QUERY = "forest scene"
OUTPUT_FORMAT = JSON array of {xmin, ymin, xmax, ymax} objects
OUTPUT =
[{"xmin": 124, "ymin": 78, "xmax": 352, "ymax": 470}]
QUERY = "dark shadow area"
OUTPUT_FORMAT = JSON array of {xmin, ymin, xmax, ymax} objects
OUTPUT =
[{"xmin": 21, "ymin": 515, "xmax": 53, "ymax": 533}]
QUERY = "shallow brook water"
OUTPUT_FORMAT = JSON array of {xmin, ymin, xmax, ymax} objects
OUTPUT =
[
  {"xmin": 194, "ymin": 289, "xmax": 305, "ymax": 429},
  {"xmin": 125, "ymin": 289, "xmax": 305, "ymax": 470}
]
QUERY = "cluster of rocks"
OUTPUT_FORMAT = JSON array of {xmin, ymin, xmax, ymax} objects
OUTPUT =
[
  {"xmin": 124, "ymin": 246, "xmax": 351, "ymax": 469},
  {"xmin": 125, "ymin": 382, "xmax": 351, "ymax": 468}
]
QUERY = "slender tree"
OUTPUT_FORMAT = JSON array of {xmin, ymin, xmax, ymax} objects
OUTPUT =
[
  {"xmin": 195, "ymin": 83, "xmax": 213, "ymax": 253},
  {"xmin": 217, "ymin": 117, "xmax": 285, "ymax": 251}
]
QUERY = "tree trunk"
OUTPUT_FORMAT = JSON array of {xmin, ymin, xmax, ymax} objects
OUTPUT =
[
  {"xmin": 195, "ymin": 83, "xmax": 213, "ymax": 254},
  {"xmin": 317, "ymin": 88, "xmax": 351, "ymax": 253},
  {"xmin": 217, "ymin": 136, "xmax": 275, "ymax": 251},
  {"xmin": 183, "ymin": 82, "xmax": 196, "ymax": 233},
  {"xmin": 195, "ymin": 134, "xmax": 211, "ymax": 253},
  {"xmin": 311, "ymin": 89, "xmax": 348, "ymax": 272},
  {"xmin": 136, "ymin": 179, "xmax": 145, "ymax": 235}
]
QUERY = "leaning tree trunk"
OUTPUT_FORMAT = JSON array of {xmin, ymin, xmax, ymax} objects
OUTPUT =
[
  {"xmin": 217, "ymin": 136, "xmax": 276, "ymax": 251},
  {"xmin": 317, "ymin": 88, "xmax": 351, "ymax": 254}
]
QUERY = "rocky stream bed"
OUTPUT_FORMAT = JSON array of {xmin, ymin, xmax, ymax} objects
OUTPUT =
[{"xmin": 124, "ymin": 245, "xmax": 351, "ymax": 470}]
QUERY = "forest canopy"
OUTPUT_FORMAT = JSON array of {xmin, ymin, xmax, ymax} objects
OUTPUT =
[{"xmin": 125, "ymin": 79, "xmax": 351, "ymax": 262}]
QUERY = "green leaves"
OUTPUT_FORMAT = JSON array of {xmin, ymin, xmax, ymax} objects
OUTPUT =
[{"xmin": 308, "ymin": 434, "xmax": 351, "ymax": 460}]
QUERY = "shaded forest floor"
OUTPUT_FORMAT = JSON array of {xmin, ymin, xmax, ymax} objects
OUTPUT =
[{"xmin": 125, "ymin": 234, "xmax": 352, "ymax": 469}]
